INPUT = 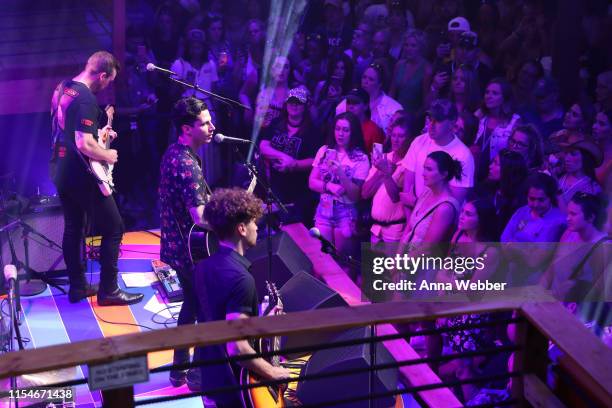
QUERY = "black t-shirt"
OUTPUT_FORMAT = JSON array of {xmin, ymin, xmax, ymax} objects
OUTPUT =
[
  {"xmin": 50, "ymin": 80, "xmax": 101, "ymax": 190},
  {"xmin": 260, "ymin": 118, "xmax": 321, "ymax": 206},
  {"xmin": 194, "ymin": 246, "xmax": 258, "ymax": 405}
]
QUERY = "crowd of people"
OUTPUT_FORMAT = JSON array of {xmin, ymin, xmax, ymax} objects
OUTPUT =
[{"xmin": 113, "ymin": 0, "xmax": 611, "ymax": 404}]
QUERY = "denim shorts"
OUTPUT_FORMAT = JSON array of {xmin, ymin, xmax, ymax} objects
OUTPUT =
[{"xmin": 314, "ymin": 195, "xmax": 358, "ymax": 237}]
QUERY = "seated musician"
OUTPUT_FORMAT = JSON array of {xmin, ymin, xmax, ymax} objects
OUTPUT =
[{"xmin": 194, "ymin": 188, "xmax": 291, "ymax": 407}]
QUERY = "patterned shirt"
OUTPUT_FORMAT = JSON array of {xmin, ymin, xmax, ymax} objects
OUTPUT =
[{"xmin": 159, "ymin": 143, "xmax": 208, "ymax": 274}]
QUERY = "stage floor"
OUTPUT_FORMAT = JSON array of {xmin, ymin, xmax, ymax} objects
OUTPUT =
[{"xmin": 1, "ymin": 230, "xmax": 204, "ymax": 408}]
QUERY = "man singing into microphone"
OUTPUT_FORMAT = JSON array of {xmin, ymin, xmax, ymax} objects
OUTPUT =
[{"xmin": 159, "ymin": 97, "xmax": 215, "ymax": 389}]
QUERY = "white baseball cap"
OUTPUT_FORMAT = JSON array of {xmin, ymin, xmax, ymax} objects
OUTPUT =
[{"xmin": 448, "ymin": 16, "xmax": 470, "ymax": 32}]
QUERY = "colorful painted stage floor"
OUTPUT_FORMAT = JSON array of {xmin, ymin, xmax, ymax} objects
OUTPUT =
[{"xmin": 1, "ymin": 231, "xmax": 203, "ymax": 407}]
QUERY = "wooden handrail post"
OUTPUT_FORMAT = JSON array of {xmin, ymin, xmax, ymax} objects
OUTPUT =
[
  {"xmin": 102, "ymin": 386, "xmax": 134, "ymax": 408},
  {"xmin": 513, "ymin": 306, "xmax": 557, "ymax": 407}
]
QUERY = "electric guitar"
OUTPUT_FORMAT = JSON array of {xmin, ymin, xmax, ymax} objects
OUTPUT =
[
  {"xmin": 187, "ymin": 173, "xmax": 257, "ymax": 263},
  {"xmin": 89, "ymin": 105, "xmax": 116, "ymax": 196},
  {"xmin": 241, "ymin": 281, "xmax": 286, "ymax": 408}
]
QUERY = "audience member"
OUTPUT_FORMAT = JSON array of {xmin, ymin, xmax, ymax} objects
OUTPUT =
[
  {"xmin": 512, "ymin": 60, "xmax": 544, "ymax": 113},
  {"xmin": 295, "ymin": 31, "xmax": 328, "ymax": 92},
  {"xmin": 501, "ymin": 173, "xmax": 566, "ymax": 284},
  {"xmin": 472, "ymin": 77, "xmax": 520, "ymax": 181},
  {"xmin": 387, "ymin": 2, "xmax": 411, "ymax": 60},
  {"xmin": 362, "ymin": 116, "xmax": 414, "ymax": 243},
  {"xmin": 259, "ymin": 87, "xmax": 321, "ymax": 224},
  {"xmin": 371, "ymin": 29, "xmax": 396, "ymax": 79},
  {"xmin": 593, "ymin": 110, "xmax": 612, "ymax": 188},
  {"xmin": 313, "ymin": 53, "xmax": 353, "ymax": 128},
  {"xmin": 318, "ymin": 0, "xmax": 353, "ymax": 56},
  {"xmin": 557, "ymin": 137, "xmax": 603, "ymax": 210},
  {"xmin": 433, "ymin": 198, "xmax": 503, "ymax": 401},
  {"xmin": 401, "ymin": 99, "xmax": 475, "ymax": 206},
  {"xmin": 309, "ymin": 112, "xmax": 370, "ymax": 276},
  {"xmin": 389, "ymin": 29, "xmax": 432, "ymax": 117},
  {"xmin": 506, "ymin": 124, "xmax": 545, "ymax": 172},
  {"xmin": 253, "ymin": 56, "xmax": 291, "ymax": 129},
  {"xmin": 454, "ymin": 31, "xmax": 493, "ymax": 90},
  {"xmin": 170, "ymin": 29, "xmax": 219, "ymax": 116},
  {"xmin": 400, "ymin": 150, "xmax": 462, "ymax": 248},
  {"xmin": 337, "ymin": 62, "xmax": 402, "ymax": 132},
  {"xmin": 345, "ymin": 88, "xmax": 385, "ymax": 154},
  {"xmin": 542, "ymin": 192, "xmax": 609, "ymax": 302},
  {"xmin": 595, "ymin": 70, "xmax": 612, "ymax": 112},
  {"xmin": 345, "ymin": 21, "xmax": 375, "ymax": 86},
  {"xmin": 476, "ymin": 149, "xmax": 529, "ymax": 236}
]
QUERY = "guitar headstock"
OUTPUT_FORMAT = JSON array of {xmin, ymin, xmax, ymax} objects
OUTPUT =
[
  {"xmin": 265, "ymin": 281, "xmax": 283, "ymax": 312},
  {"xmin": 105, "ymin": 105, "xmax": 115, "ymax": 128}
]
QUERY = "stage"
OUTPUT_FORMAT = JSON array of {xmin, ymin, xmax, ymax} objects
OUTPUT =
[{"xmin": 1, "ymin": 230, "xmax": 204, "ymax": 407}]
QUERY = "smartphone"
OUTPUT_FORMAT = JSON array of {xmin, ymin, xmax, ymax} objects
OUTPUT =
[
  {"xmin": 325, "ymin": 148, "xmax": 337, "ymax": 163},
  {"xmin": 373, "ymin": 143, "xmax": 383, "ymax": 160}
]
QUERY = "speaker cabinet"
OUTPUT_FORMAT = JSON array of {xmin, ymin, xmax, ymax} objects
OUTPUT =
[
  {"xmin": 245, "ymin": 231, "xmax": 313, "ymax": 298},
  {"xmin": 297, "ymin": 327, "xmax": 399, "ymax": 408},
  {"xmin": 1, "ymin": 203, "xmax": 65, "ymax": 276},
  {"xmin": 279, "ymin": 271, "xmax": 348, "ymax": 356}
]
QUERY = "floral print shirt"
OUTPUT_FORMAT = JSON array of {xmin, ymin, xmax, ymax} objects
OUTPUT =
[{"xmin": 159, "ymin": 143, "xmax": 208, "ymax": 273}]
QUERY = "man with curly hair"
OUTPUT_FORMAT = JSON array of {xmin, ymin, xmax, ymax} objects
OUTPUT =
[{"xmin": 193, "ymin": 188, "xmax": 290, "ymax": 407}]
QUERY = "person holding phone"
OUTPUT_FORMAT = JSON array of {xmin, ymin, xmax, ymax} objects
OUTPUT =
[
  {"xmin": 362, "ymin": 116, "xmax": 414, "ymax": 243},
  {"xmin": 309, "ymin": 112, "xmax": 370, "ymax": 278}
]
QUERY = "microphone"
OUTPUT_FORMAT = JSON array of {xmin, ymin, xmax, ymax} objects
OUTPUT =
[
  {"xmin": 3, "ymin": 264, "xmax": 21, "ymax": 324},
  {"xmin": 3, "ymin": 264, "xmax": 17, "ymax": 284},
  {"xmin": 309, "ymin": 227, "xmax": 337, "ymax": 254},
  {"xmin": 145, "ymin": 63, "xmax": 177, "ymax": 76},
  {"xmin": 214, "ymin": 133, "xmax": 253, "ymax": 144}
]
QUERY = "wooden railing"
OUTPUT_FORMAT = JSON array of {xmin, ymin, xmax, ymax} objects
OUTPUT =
[{"xmin": 0, "ymin": 289, "xmax": 611, "ymax": 407}]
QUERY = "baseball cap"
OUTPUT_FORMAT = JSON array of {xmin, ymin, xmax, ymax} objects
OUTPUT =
[
  {"xmin": 286, "ymin": 87, "xmax": 309, "ymax": 104},
  {"xmin": 428, "ymin": 99, "xmax": 458, "ymax": 122},
  {"xmin": 346, "ymin": 88, "xmax": 370, "ymax": 105},
  {"xmin": 448, "ymin": 17, "xmax": 470, "ymax": 32},
  {"xmin": 458, "ymin": 31, "xmax": 478, "ymax": 49}
]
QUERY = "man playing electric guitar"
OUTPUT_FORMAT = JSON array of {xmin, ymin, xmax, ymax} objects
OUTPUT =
[
  {"xmin": 50, "ymin": 50, "xmax": 143, "ymax": 306},
  {"xmin": 159, "ymin": 97, "xmax": 215, "ymax": 388},
  {"xmin": 194, "ymin": 188, "xmax": 291, "ymax": 408}
]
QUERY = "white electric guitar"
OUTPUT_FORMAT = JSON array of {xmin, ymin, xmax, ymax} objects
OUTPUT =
[{"xmin": 90, "ymin": 106, "xmax": 116, "ymax": 196}]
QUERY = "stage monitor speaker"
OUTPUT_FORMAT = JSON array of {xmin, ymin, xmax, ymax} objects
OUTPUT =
[
  {"xmin": 296, "ymin": 326, "xmax": 399, "ymax": 408},
  {"xmin": 0, "ymin": 203, "xmax": 65, "ymax": 276},
  {"xmin": 245, "ymin": 231, "xmax": 313, "ymax": 298},
  {"xmin": 279, "ymin": 271, "xmax": 348, "ymax": 356}
]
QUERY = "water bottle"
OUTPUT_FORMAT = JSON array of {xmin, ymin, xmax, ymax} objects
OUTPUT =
[{"xmin": 260, "ymin": 295, "xmax": 270, "ymax": 316}]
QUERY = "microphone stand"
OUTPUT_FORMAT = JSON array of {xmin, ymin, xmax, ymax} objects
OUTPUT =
[
  {"xmin": 231, "ymin": 145, "xmax": 288, "ymax": 286},
  {"xmin": 164, "ymin": 75, "xmax": 251, "ymax": 111}
]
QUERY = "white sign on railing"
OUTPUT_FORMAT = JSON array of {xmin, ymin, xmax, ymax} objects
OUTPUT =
[{"xmin": 88, "ymin": 356, "xmax": 149, "ymax": 391}]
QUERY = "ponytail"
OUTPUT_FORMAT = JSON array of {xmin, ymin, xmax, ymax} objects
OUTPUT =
[{"xmin": 427, "ymin": 151, "xmax": 463, "ymax": 182}]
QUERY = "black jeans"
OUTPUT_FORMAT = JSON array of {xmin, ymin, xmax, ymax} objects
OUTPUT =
[
  {"xmin": 57, "ymin": 183, "xmax": 124, "ymax": 293},
  {"xmin": 173, "ymin": 268, "xmax": 198, "ymax": 364}
]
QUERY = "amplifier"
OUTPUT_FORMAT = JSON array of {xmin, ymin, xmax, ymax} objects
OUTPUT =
[{"xmin": 1, "ymin": 200, "xmax": 65, "ymax": 275}]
